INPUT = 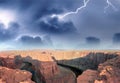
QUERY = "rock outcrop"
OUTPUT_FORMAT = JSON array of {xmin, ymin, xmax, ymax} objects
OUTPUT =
[
  {"xmin": 77, "ymin": 56, "xmax": 120, "ymax": 83},
  {"xmin": 95, "ymin": 56, "xmax": 120, "ymax": 83},
  {"xmin": 57, "ymin": 52, "xmax": 118, "ymax": 71},
  {"xmin": 0, "ymin": 50, "xmax": 120, "ymax": 83},
  {"xmin": 46, "ymin": 66, "xmax": 76, "ymax": 83},
  {"xmin": 0, "ymin": 51, "xmax": 76, "ymax": 83},
  {"xmin": 0, "ymin": 66, "xmax": 34, "ymax": 83},
  {"xmin": 77, "ymin": 69, "xmax": 98, "ymax": 83}
]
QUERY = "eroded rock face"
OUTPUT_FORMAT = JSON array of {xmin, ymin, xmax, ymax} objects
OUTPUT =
[
  {"xmin": 0, "ymin": 66, "xmax": 34, "ymax": 83},
  {"xmin": 0, "ymin": 54, "xmax": 59, "ymax": 83},
  {"xmin": 57, "ymin": 53, "xmax": 118, "ymax": 71},
  {"xmin": 46, "ymin": 66, "xmax": 76, "ymax": 83},
  {"xmin": 95, "ymin": 56, "xmax": 120, "ymax": 83},
  {"xmin": 77, "ymin": 56, "xmax": 120, "ymax": 83},
  {"xmin": 0, "ymin": 53, "xmax": 76, "ymax": 83},
  {"xmin": 77, "ymin": 69, "xmax": 98, "ymax": 83},
  {"xmin": 0, "ymin": 50, "xmax": 120, "ymax": 83},
  {"xmin": 0, "ymin": 56, "xmax": 16, "ymax": 69}
]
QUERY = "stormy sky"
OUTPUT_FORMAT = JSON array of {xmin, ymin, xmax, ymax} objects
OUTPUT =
[{"xmin": 0, "ymin": 0, "xmax": 120, "ymax": 50}]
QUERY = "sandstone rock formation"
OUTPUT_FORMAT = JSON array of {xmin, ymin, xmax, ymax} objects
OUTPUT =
[
  {"xmin": 95, "ymin": 56, "xmax": 120, "ymax": 83},
  {"xmin": 57, "ymin": 52, "xmax": 118, "ymax": 71},
  {"xmin": 0, "ymin": 66, "xmax": 34, "ymax": 83},
  {"xmin": 0, "ymin": 51, "xmax": 76, "ymax": 83},
  {"xmin": 0, "ymin": 50, "xmax": 120, "ymax": 83},
  {"xmin": 77, "ymin": 56, "xmax": 120, "ymax": 83},
  {"xmin": 77, "ymin": 69, "xmax": 98, "ymax": 83},
  {"xmin": 46, "ymin": 66, "xmax": 76, "ymax": 83}
]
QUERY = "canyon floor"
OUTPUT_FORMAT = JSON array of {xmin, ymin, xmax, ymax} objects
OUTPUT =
[{"xmin": 0, "ymin": 50, "xmax": 120, "ymax": 83}]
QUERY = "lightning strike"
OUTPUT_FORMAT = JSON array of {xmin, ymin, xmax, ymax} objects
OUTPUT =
[
  {"xmin": 51, "ymin": 0, "xmax": 90, "ymax": 20},
  {"xmin": 104, "ymin": 0, "xmax": 118, "ymax": 13},
  {"xmin": 51, "ymin": 0, "xmax": 118, "ymax": 20}
]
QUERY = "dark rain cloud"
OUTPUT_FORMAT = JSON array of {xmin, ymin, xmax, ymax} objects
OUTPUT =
[
  {"xmin": 0, "ymin": 22, "xmax": 20, "ymax": 42},
  {"xmin": 113, "ymin": 33, "xmax": 120, "ymax": 44},
  {"xmin": 0, "ymin": 0, "xmax": 120, "ymax": 49},
  {"xmin": 0, "ymin": 0, "xmax": 33, "ymax": 6},
  {"xmin": 32, "ymin": 0, "xmax": 81, "ymax": 20},
  {"xmin": 0, "ymin": 0, "xmax": 81, "ymax": 20},
  {"xmin": 76, "ymin": 37, "xmax": 101, "ymax": 49},
  {"xmin": 20, "ymin": 35, "xmax": 43, "ymax": 45},
  {"xmin": 72, "ymin": 0, "xmax": 120, "ymax": 39},
  {"xmin": 0, "ymin": 0, "xmax": 80, "ymax": 49},
  {"xmin": 86, "ymin": 37, "xmax": 101, "ymax": 45},
  {"xmin": 19, "ymin": 35, "xmax": 53, "ymax": 48},
  {"xmin": 37, "ymin": 17, "xmax": 77, "ymax": 34}
]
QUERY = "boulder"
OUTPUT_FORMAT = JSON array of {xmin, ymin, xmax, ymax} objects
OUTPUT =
[
  {"xmin": 0, "ymin": 66, "xmax": 34, "ymax": 83},
  {"xmin": 95, "ymin": 56, "xmax": 120, "ymax": 83},
  {"xmin": 77, "ymin": 56, "xmax": 120, "ymax": 83},
  {"xmin": 77, "ymin": 69, "xmax": 98, "ymax": 83}
]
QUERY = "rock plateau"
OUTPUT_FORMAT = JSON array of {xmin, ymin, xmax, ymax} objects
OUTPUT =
[{"xmin": 0, "ymin": 50, "xmax": 119, "ymax": 83}]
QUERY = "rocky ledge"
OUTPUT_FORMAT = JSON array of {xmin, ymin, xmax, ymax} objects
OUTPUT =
[
  {"xmin": 0, "ymin": 66, "xmax": 34, "ymax": 83},
  {"xmin": 77, "ymin": 56, "xmax": 120, "ymax": 83},
  {"xmin": 0, "ymin": 50, "xmax": 119, "ymax": 83}
]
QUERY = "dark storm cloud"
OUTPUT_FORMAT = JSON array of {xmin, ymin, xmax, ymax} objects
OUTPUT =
[
  {"xmin": 0, "ymin": 0, "xmax": 79, "ymax": 33},
  {"xmin": 0, "ymin": 0, "xmax": 81, "ymax": 49},
  {"xmin": 20, "ymin": 35, "xmax": 43, "ymax": 45},
  {"xmin": 86, "ymin": 37, "xmax": 101, "ymax": 45},
  {"xmin": 113, "ymin": 33, "xmax": 120, "ymax": 44},
  {"xmin": 76, "ymin": 37, "xmax": 101, "ymax": 49},
  {"xmin": 18, "ymin": 0, "xmax": 33, "ymax": 9},
  {"xmin": 77, "ymin": 36, "xmax": 101, "ymax": 49},
  {"xmin": 73, "ymin": 0, "xmax": 120, "ymax": 39},
  {"xmin": 37, "ymin": 17, "xmax": 77, "ymax": 34},
  {"xmin": 34, "ymin": 8, "xmax": 63, "ymax": 21},
  {"xmin": 32, "ymin": 0, "xmax": 81, "ymax": 20},
  {"xmin": 19, "ymin": 35, "xmax": 53, "ymax": 48},
  {"xmin": 8, "ymin": 22, "xmax": 20, "ymax": 32},
  {"xmin": 0, "ymin": 0, "xmax": 120, "ymax": 49},
  {"xmin": 0, "ymin": 0, "xmax": 29, "ymax": 9},
  {"xmin": 0, "ymin": 0, "xmax": 81, "ymax": 20},
  {"xmin": 0, "ymin": 22, "xmax": 20, "ymax": 42}
]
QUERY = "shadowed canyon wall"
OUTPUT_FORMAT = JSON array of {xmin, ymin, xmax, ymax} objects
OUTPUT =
[{"xmin": 0, "ymin": 50, "xmax": 120, "ymax": 83}]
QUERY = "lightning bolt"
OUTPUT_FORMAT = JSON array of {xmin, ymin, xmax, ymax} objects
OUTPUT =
[
  {"xmin": 51, "ymin": 0, "xmax": 90, "ymax": 20},
  {"xmin": 51, "ymin": 0, "xmax": 118, "ymax": 20},
  {"xmin": 104, "ymin": 0, "xmax": 118, "ymax": 13}
]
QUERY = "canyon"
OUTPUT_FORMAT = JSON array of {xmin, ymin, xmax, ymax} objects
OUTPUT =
[{"xmin": 0, "ymin": 50, "xmax": 120, "ymax": 83}]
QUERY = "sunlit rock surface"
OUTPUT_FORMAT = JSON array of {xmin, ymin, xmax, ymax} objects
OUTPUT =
[
  {"xmin": 77, "ymin": 56, "xmax": 120, "ymax": 83},
  {"xmin": 77, "ymin": 69, "xmax": 98, "ymax": 83},
  {"xmin": 0, "ymin": 66, "xmax": 34, "ymax": 83},
  {"xmin": 0, "ymin": 50, "xmax": 120, "ymax": 83},
  {"xmin": 95, "ymin": 56, "xmax": 120, "ymax": 83}
]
